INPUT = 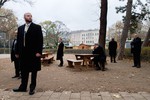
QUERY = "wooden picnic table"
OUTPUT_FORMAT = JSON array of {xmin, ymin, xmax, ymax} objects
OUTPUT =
[
  {"xmin": 41, "ymin": 52, "xmax": 54, "ymax": 64},
  {"xmin": 41, "ymin": 53, "xmax": 49, "ymax": 58},
  {"xmin": 75, "ymin": 54, "xmax": 98, "ymax": 68}
]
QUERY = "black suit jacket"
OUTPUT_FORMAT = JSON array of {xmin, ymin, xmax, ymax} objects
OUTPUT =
[{"xmin": 16, "ymin": 22, "xmax": 43, "ymax": 72}]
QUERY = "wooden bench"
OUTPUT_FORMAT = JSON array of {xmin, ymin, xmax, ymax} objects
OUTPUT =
[
  {"xmin": 67, "ymin": 59, "xmax": 83, "ymax": 68},
  {"xmin": 41, "ymin": 55, "xmax": 54, "ymax": 64}
]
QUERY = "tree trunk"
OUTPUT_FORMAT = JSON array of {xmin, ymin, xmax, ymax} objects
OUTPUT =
[
  {"xmin": 98, "ymin": 0, "xmax": 108, "ymax": 50},
  {"xmin": 0, "ymin": 0, "xmax": 7, "ymax": 9},
  {"xmin": 142, "ymin": 27, "xmax": 150, "ymax": 47},
  {"xmin": 117, "ymin": 0, "xmax": 133, "ymax": 60}
]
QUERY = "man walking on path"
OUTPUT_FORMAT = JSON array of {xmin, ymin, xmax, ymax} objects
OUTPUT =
[
  {"xmin": 13, "ymin": 12, "xmax": 43, "ymax": 95},
  {"xmin": 108, "ymin": 38, "xmax": 117, "ymax": 63}
]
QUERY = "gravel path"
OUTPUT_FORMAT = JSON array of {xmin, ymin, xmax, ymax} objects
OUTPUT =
[{"xmin": 0, "ymin": 54, "xmax": 150, "ymax": 93}]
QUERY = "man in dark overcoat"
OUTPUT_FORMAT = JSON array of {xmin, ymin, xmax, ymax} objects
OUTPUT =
[
  {"xmin": 56, "ymin": 38, "xmax": 64, "ymax": 67},
  {"xmin": 13, "ymin": 13, "xmax": 43, "ymax": 95},
  {"xmin": 11, "ymin": 38, "xmax": 20, "ymax": 78},
  {"xmin": 93, "ymin": 44, "xmax": 106, "ymax": 71},
  {"xmin": 131, "ymin": 34, "xmax": 142, "ymax": 68},
  {"xmin": 108, "ymin": 38, "xmax": 117, "ymax": 63}
]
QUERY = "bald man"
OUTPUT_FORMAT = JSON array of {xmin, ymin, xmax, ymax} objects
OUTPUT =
[{"xmin": 13, "ymin": 13, "xmax": 43, "ymax": 95}]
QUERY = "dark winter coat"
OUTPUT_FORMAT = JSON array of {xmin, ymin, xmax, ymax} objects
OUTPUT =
[
  {"xmin": 108, "ymin": 40, "xmax": 117, "ymax": 56},
  {"xmin": 92, "ymin": 45, "xmax": 106, "ymax": 62},
  {"xmin": 11, "ymin": 39, "xmax": 17, "ymax": 62},
  {"xmin": 131, "ymin": 37, "xmax": 142, "ymax": 54},
  {"xmin": 56, "ymin": 42, "xmax": 64, "ymax": 60},
  {"xmin": 15, "ymin": 22, "xmax": 43, "ymax": 72}
]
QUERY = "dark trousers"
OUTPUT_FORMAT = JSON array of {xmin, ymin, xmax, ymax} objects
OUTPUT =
[
  {"xmin": 19, "ymin": 70, "xmax": 37, "ymax": 91},
  {"xmin": 100, "ymin": 61, "xmax": 105, "ymax": 70},
  {"xmin": 110, "ymin": 55, "xmax": 116, "ymax": 63},
  {"xmin": 93, "ymin": 57, "xmax": 105, "ymax": 70},
  {"xmin": 133, "ymin": 53, "xmax": 141, "ymax": 67},
  {"xmin": 59, "ymin": 57, "xmax": 63, "ymax": 66},
  {"xmin": 94, "ymin": 59, "xmax": 100, "ymax": 69},
  {"xmin": 14, "ymin": 59, "xmax": 20, "ymax": 76}
]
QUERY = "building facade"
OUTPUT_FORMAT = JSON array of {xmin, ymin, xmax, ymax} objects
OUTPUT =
[{"xmin": 69, "ymin": 29, "xmax": 99, "ymax": 46}]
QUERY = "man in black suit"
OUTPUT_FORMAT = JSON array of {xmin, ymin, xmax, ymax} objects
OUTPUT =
[
  {"xmin": 92, "ymin": 44, "xmax": 106, "ymax": 71},
  {"xmin": 56, "ymin": 38, "xmax": 64, "ymax": 67},
  {"xmin": 108, "ymin": 38, "xmax": 117, "ymax": 63},
  {"xmin": 131, "ymin": 34, "xmax": 142, "ymax": 68},
  {"xmin": 13, "ymin": 13, "xmax": 43, "ymax": 95},
  {"xmin": 11, "ymin": 38, "xmax": 20, "ymax": 78}
]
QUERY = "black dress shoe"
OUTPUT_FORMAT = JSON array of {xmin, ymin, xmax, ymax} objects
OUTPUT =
[
  {"xmin": 12, "ymin": 76, "xmax": 19, "ymax": 78},
  {"xmin": 18, "ymin": 76, "xmax": 21, "ymax": 79},
  {"xmin": 29, "ymin": 90, "xmax": 35, "ymax": 95},
  {"xmin": 13, "ymin": 88, "xmax": 27, "ymax": 92},
  {"xmin": 95, "ymin": 67, "xmax": 101, "ymax": 70},
  {"xmin": 58, "ymin": 65, "xmax": 63, "ymax": 67},
  {"xmin": 132, "ymin": 65, "xmax": 136, "ymax": 67},
  {"xmin": 136, "ymin": 66, "xmax": 141, "ymax": 68}
]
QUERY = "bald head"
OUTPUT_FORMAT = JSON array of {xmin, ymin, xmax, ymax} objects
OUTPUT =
[
  {"xmin": 134, "ymin": 34, "xmax": 138, "ymax": 38},
  {"xmin": 24, "ymin": 12, "xmax": 32, "ymax": 23}
]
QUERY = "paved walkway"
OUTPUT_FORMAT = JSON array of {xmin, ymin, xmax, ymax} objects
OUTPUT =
[{"xmin": 0, "ymin": 90, "xmax": 150, "ymax": 100}]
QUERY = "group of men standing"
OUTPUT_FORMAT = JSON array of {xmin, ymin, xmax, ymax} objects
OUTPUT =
[
  {"xmin": 10, "ymin": 12, "xmax": 142, "ymax": 95},
  {"xmin": 92, "ymin": 35, "xmax": 141, "ymax": 71}
]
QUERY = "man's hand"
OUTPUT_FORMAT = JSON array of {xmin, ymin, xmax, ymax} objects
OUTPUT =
[
  {"xmin": 36, "ymin": 53, "xmax": 41, "ymax": 57},
  {"xmin": 15, "ymin": 54, "xmax": 19, "ymax": 58}
]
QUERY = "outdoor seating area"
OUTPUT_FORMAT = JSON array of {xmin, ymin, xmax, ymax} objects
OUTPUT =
[
  {"xmin": 0, "ymin": 54, "xmax": 150, "ymax": 93},
  {"xmin": 67, "ymin": 54, "xmax": 98, "ymax": 69},
  {"xmin": 41, "ymin": 52, "xmax": 54, "ymax": 64},
  {"xmin": 67, "ymin": 59, "xmax": 83, "ymax": 68}
]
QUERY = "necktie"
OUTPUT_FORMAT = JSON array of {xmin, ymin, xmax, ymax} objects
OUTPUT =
[{"xmin": 24, "ymin": 24, "xmax": 29, "ymax": 47}]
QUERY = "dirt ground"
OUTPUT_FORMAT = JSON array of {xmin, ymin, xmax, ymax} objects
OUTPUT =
[{"xmin": 0, "ymin": 54, "xmax": 150, "ymax": 93}]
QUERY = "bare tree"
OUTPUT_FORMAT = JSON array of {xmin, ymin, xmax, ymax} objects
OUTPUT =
[
  {"xmin": 98, "ymin": 0, "xmax": 108, "ymax": 50},
  {"xmin": 40, "ymin": 20, "xmax": 70, "ymax": 49},
  {"xmin": 117, "ymin": 0, "xmax": 133, "ymax": 60},
  {"xmin": 0, "ymin": 0, "xmax": 33, "ymax": 8},
  {"xmin": 0, "ymin": 8, "xmax": 17, "ymax": 38}
]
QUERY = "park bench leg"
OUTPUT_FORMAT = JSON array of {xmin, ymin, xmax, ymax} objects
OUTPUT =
[
  {"xmin": 68, "ymin": 61, "xmax": 74, "ymax": 68},
  {"xmin": 74, "ymin": 62, "xmax": 82, "ymax": 69}
]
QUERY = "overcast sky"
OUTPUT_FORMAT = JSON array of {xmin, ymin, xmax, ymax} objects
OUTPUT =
[{"xmin": 4, "ymin": 0, "xmax": 126, "ymax": 31}]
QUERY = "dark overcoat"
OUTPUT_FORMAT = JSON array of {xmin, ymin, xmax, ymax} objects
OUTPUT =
[
  {"xmin": 108, "ymin": 41, "xmax": 117, "ymax": 56},
  {"xmin": 131, "ymin": 37, "xmax": 142, "ymax": 54},
  {"xmin": 56, "ymin": 42, "xmax": 64, "ymax": 60},
  {"xmin": 11, "ymin": 39, "xmax": 17, "ymax": 62},
  {"xmin": 92, "ymin": 45, "xmax": 106, "ymax": 62},
  {"xmin": 15, "ymin": 23, "xmax": 43, "ymax": 72}
]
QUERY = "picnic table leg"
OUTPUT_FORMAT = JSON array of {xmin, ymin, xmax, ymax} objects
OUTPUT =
[{"xmin": 84, "ymin": 59, "xmax": 90, "ymax": 68}]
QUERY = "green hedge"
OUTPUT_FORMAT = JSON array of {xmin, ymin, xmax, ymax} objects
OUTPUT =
[
  {"xmin": 0, "ymin": 48, "xmax": 10, "ymax": 54},
  {"xmin": 44, "ymin": 47, "xmax": 150, "ymax": 62},
  {"xmin": 124, "ymin": 47, "xmax": 150, "ymax": 62}
]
